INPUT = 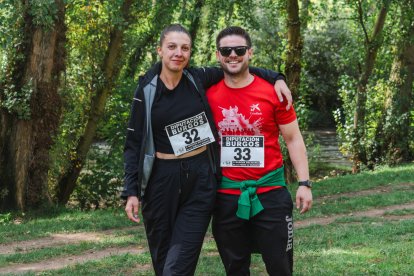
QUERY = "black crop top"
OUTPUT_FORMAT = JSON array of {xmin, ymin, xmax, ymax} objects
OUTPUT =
[{"xmin": 151, "ymin": 76, "xmax": 205, "ymax": 154}]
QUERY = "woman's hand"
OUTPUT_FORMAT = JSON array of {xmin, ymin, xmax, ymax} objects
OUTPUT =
[
  {"xmin": 125, "ymin": 196, "xmax": 141, "ymax": 223},
  {"xmin": 274, "ymin": 80, "xmax": 293, "ymax": 110}
]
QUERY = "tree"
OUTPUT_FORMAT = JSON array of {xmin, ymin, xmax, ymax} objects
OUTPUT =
[
  {"xmin": 0, "ymin": 0, "xmax": 66, "ymax": 210},
  {"xmin": 180, "ymin": 0, "xmax": 205, "ymax": 52},
  {"xmin": 284, "ymin": 0, "xmax": 303, "ymax": 183},
  {"xmin": 56, "ymin": 0, "xmax": 134, "ymax": 204},
  {"xmin": 285, "ymin": 0, "xmax": 302, "ymax": 97},
  {"xmin": 352, "ymin": 0, "xmax": 390, "ymax": 172},
  {"xmin": 382, "ymin": 1, "xmax": 414, "ymax": 163}
]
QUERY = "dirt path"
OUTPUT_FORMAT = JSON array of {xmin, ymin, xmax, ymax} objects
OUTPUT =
[
  {"xmin": 0, "ymin": 226, "xmax": 138, "ymax": 255},
  {"xmin": 1, "ymin": 182, "xmax": 413, "ymax": 274},
  {"xmin": 315, "ymin": 182, "xmax": 414, "ymax": 202},
  {"xmin": 295, "ymin": 202, "xmax": 414, "ymax": 228},
  {"xmin": 1, "ymin": 202, "xmax": 413, "ymax": 274},
  {"xmin": 0, "ymin": 246, "xmax": 145, "ymax": 274}
]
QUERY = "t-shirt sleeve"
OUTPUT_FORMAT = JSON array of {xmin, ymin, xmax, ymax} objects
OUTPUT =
[{"xmin": 274, "ymin": 99, "xmax": 297, "ymax": 125}]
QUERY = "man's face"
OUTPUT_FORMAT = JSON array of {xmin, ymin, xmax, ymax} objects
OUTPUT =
[
  {"xmin": 157, "ymin": 31, "xmax": 191, "ymax": 73},
  {"xmin": 216, "ymin": 35, "xmax": 252, "ymax": 77}
]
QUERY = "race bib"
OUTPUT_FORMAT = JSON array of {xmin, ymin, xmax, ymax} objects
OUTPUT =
[
  {"xmin": 221, "ymin": 136, "xmax": 265, "ymax": 167},
  {"xmin": 165, "ymin": 112, "xmax": 215, "ymax": 156}
]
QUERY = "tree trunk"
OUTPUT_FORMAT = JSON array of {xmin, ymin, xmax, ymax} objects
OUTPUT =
[
  {"xmin": 284, "ymin": 0, "xmax": 303, "ymax": 184},
  {"xmin": 188, "ymin": 0, "xmax": 205, "ymax": 50},
  {"xmin": 0, "ymin": 0, "xmax": 66, "ymax": 210},
  {"xmin": 56, "ymin": 0, "xmax": 133, "ymax": 204},
  {"xmin": 225, "ymin": 2, "xmax": 235, "ymax": 24},
  {"xmin": 286, "ymin": 0, "xmax": 302, "ymax": 99},
  {"xmin": 300, "ymin": 0, "xmax": 311, "ymax": 31},
  {"xmin": 383, "ymin": 8, "xmax": 414, "ymax": 163},
  {"xmin": 203, "ymin": 4, "xmax": 220, "ymax": 63},
  {"xmin": 352, "ymin": 1, "xmax": 389, "ymax": 172}
]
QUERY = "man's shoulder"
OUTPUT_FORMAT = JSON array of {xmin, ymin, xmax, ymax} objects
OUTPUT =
[
  {"xmin": 252, "ymin": 74, "xmax": 275, "ymax": 88},
  {"xmin": 206, "ymin": 79, "xmax": 226, "ymax": 94}
]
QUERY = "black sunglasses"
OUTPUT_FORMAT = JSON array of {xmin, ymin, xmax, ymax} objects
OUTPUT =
[{"xmin": 218, "ymin": 46, "xmax": 250, "ymax": 57}]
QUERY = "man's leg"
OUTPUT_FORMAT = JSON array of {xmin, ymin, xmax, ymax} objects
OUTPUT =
[
  {"xmin": 252, "ymin": 188, "xmax": 294, "ymax": 276},
  {"xmin": 212, "ymin": 193, "xmax": 252, "ymax": 276}
]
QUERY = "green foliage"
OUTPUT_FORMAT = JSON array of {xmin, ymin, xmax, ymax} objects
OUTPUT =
[
  {"xmin": 0, "ymin": 1, "xmax": 27, "ymax": 112},
  {"xmin": 28, "ymin": 0, "xmax": 58, "ymax": 29},
  {"xmin": 302, "ymin": 19, "xmax": 360, "ymax": 127},
  {"xmin": 250, "ymin": 0, "xmax": 286, "ymax": 71},
  {"xmin": 0, "ymin": 1, "xmax": 16, "ymax": 49},
  {"xmin": 49, "ymin": 0, "xmax": 118, "ymax": 196},
  {"xmin": 334, "ymin": 74, "xmax": 357, "ymax": 156},
  {"xmin": 71, "ymin": 148, "xmax": 122, "ymax": 210},
  {"xmin": 333, "ymin": 1, "xmax": 414, "ymax": 166},
  {"xmin": 0, "ymin": 79, "xmax": 33, "ymax": 119},
  {"xmin": 69, "ymin": 81, "xmax": 133, "ymax": 210},
  {"xmin": 0, "ymin": 213, "xmax": 12, "ymax": 225}
]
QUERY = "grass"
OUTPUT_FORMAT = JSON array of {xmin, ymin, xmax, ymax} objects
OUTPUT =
[
  {"xmin": 384, "ymin": 208, "xmax": 414, "ymax": 216},
  {"xmin": 17, "ymin": 254, "xmax": 153, "ymax": 276},
  {"xmin": 0, "ymin": 229, "xmax": 145, "ymax": 267},
  {"xmin": 294, "ymin": 188, "xmax": 414, "ymax": 219},
  {"xmin": 0, "ymin": 207, "xmax": 134, "ymax": 243},
  {"xmin": 308, "ymin": 163, "xmax": 414, "ymax": 197},
  {"xmin": 0, "ymin": 163, "xmax": 413, "ymax": 275},
  {"xmin": 294, "ymin": 219, "xmax": 414, "ymax": 275}
]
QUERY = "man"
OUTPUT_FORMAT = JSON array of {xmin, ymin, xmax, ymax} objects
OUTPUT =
[{"xmin": 206, "ymin": 26, "xmax": 313, "ymax": 276}]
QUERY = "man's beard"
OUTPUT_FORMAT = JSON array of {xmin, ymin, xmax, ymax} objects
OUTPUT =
[{"xmin": 220, "ymin": 60, "xmax": 249, "ymax": 77}]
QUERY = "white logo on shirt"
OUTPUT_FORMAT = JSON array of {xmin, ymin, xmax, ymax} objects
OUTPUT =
[
  {"xmin": 218, "ymin": 105, "xmax": 262, "ymax": 136},
  {"xmin": 250, "ymin": 103, "xmax": 262, "ymax": 116},
  {"xmin": 250, "ymin": 103, "xmax": 261, "ymax": 112}
]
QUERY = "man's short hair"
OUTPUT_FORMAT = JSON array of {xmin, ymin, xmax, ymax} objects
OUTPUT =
[{"xmin": 216, "ymin": 26, "xmax": 252, "ymax": 49}]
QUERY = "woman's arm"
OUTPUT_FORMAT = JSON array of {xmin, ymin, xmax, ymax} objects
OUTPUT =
[
  {"xmin": 121, "ymin": 82, "xmax": 145, "ymax": 200},
  {"xmin": 191, "ymin": 66, "xmax": 293, "ymax": 109}
]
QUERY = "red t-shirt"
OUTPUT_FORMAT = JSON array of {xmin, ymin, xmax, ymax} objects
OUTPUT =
[{"xmin": 206, "ymin": 75, "xmax": 297, "ymax": 194}]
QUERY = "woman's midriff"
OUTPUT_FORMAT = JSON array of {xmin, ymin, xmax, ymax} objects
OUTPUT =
[{"xmin": 156, "ymin": 145, "xmax": 207, "ymax": 159}]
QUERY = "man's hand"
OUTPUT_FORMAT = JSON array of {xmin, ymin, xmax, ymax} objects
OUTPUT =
[
  {"xmin": 125, "ymin": 196, "xmax": 140, "ymax": 223},
  {"xmin": 274, "ymin": 80, "xmax": 293, "ymax": 110},
  {"xmin": 296, "ymin": 186, "xmax": 312, "ymax": 214}
]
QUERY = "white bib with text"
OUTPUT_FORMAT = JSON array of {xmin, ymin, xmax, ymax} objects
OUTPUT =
[
  {"xmin": 220, "ymin": 135, "xmax": 265, "ymax": 167},
  {"xmin": 165, "ymin": 112, "xmax": 215, "ymax": 156}
]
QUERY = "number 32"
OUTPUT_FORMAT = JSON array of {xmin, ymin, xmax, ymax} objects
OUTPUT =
[{"xmin": 182, "ymin": 129, "xmax": 200, "ymax": 144}]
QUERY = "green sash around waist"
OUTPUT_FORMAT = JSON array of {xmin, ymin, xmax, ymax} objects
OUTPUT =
[{"xmin": 219, "ymin": 166, "xmax": 285, "ymax": 220}]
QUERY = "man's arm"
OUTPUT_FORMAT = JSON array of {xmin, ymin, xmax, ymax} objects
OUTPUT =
[{"xmin": 279, "ymin": 120, "xmax": 312, "ymax": 214}]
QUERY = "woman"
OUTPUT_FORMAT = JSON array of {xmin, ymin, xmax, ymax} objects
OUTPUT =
[{"xmin": 122, "ymin": 24, "xmax": 290, "ymax": 275}]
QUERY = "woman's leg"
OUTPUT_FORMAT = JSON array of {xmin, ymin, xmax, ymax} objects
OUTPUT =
[
  {"xmin": 142, "ymin": 159, "xmax": 181, "ymax": 276},
  {"xmin": 163, "ymin": 152, "xmax": 216, "ymax": 276}
]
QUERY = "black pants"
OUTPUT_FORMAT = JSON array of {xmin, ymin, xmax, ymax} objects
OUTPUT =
[
  {"xmin": 212, "ymin": 188, "xmax": 294, "ymax": 276},
  {"xmin": 141, "ymin": 151, "xmax": 216, "ymax": 276}
]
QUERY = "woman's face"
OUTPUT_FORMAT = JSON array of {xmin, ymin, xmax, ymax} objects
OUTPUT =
[{"xmin": 157, "ymin": 31, "xmax": 191, "ymax": 73}]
